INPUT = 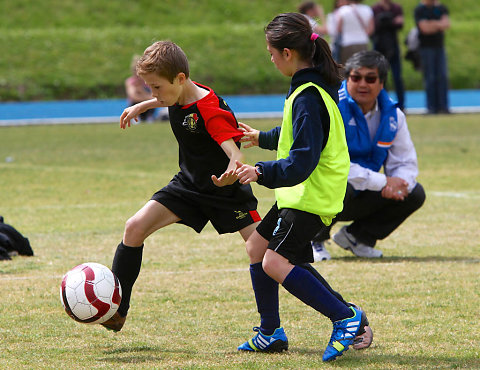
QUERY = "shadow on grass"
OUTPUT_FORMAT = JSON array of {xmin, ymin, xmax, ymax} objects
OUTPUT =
[
  {"xmin": 290, "ymin": 347, "xmax": 480, "ymax": 367},
  {"xmin": 333, "ymin": 255, "xmax": 480, "ymax": 264},
  {"xmin": 98, "ymin": 345, "xmax": 480, "ymax": 366},
  {"xmin": 99, "ymin": 345, "xmax": 196, "ymax": 364}
]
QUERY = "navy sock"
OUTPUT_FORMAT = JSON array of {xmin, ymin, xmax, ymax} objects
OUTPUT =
[
  {"xmin": 111, "ymin": 242, "xmax": 143, "ymax": 317},
  {"xmin": 298, "ymin": 263, "xmax": 349, "ymax": 306},
  {"xmin": 282, "ymin": 266, "xmax": 352, "ymax": 322},
  {"xmin": 250, "ymin": 262, "xmax": 280, "ymax": 335}
]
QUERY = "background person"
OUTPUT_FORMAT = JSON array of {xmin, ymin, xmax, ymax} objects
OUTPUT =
[
  {"xmin": 298, "ymin": 1, "xmax": 327, "ymax": 36},
  {"xmin": 325, "ymin": 0, "xmax": 349, "ymax": 63},
  {"xmin": 125, "ymin": 55, "xmax": 156, "ymax": 122},
  {"xmin": 311, "ymin": 51, "xmax": 426, "ymax": 260},
  {"xmin": 371, "ymin": 0, "xmax": 405, "ymax": 110},
  {"xmin": 337, "ymin": 0, "xmax": 374, "ymax": 65},
  {"xmin": 414, "ymin": 0, "xmax": 450, "ymax": 114}
]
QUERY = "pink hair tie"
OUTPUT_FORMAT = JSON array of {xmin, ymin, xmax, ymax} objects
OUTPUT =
[{"xmin": 310, "ymin": 33, "xmax": 319, "ymax": 41}]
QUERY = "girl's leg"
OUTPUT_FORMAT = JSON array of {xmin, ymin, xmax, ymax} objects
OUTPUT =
[
  {"xmin": 263, "ymin": 249, "xmax": 352, "ymax": 322},
  {"xmin": 112, "ymin": 201, "xmax": 180, "ymax": 319},
  {"xmin": 298, "ymin": 263, "xmax": 348, "ymax": 305},
  {"xmin": 241, "ymin": 229, "xmax": 280, "ymax": 335}
]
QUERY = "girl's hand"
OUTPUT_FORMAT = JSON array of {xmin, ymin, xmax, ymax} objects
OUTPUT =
[
  {"xmin": 235, "ymin": 160, "xmax": 258, "ymax": 185},
  {"xmin": 211, "ymin": 169, "xmax": 238, "ymax": 187},
  {"xmin": 238, "ymin": 122, "xmax": 260, "ymax": 148}
]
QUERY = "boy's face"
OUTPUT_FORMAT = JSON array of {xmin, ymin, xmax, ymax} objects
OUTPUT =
[{"xmin": 140, "ymin": 72, "xmax": 185, "ymax": 106}]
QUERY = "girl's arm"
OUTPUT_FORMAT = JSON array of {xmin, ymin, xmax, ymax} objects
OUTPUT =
[
  {"xmin": 238, "ymin": 122, "xmax": 281, "ymax": 150},
  {"xmin": 254, "ymin": 91, "xmax": 325, "ymax": 188}
]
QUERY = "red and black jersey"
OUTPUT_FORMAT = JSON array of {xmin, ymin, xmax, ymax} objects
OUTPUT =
[{"xmin": 167, "ymin": 82, "xmax": 246, "ymax": 195}]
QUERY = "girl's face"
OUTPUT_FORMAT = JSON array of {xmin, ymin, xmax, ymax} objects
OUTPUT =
[{"xmin": 267, "ymin": 41, "xmax": 294, "ymax": 77}]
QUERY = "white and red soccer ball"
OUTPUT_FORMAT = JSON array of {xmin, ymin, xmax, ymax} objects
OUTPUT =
[{"xmin": 60, "ymin": 262, "xmax": 122, "ymax": 324}]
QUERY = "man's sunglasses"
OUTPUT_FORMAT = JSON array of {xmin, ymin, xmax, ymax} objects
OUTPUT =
[{"xmin": 348, "ymin": 74, "xmax": 379, "ymax": 84}]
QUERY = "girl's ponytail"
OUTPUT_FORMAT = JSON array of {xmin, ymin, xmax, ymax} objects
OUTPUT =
[{"xmin": 312, "ymin": 36, "xmax": 342, "ymax": 87}]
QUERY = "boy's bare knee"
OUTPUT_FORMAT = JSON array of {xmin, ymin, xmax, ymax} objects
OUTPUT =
[{"xmin": 124, "ymin": 216, "xmax": 146, "ymax": 245}]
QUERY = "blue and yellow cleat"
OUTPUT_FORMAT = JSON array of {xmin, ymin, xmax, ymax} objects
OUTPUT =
[
  {"xmin": 322, "ymin": 306, "xmax": 363, "ymax": 362},
  {"xmin": 238, "ymin": 327, "xmax": 288, "ymax": 352}
]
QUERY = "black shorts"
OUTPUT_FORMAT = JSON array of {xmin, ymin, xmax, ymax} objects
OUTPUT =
[
  {"xmin": 151, "ymin": 174, "xmax": 260, "ymax": 234},
  {"xmin": 257, "ymin": 203, "xmax": 326, "ymax": 264}
]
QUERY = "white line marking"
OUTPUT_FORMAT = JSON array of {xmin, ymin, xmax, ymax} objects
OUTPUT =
[
  {"xmin": 0, "ymin": 267, "xmax": 248, "ymax": 281},
  {"xmin": 430, "ymin": 191, "xmax": 480, "ymax": 199}
]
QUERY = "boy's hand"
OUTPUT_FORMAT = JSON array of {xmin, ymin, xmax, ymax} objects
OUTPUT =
[
  {"xmin": 235, "ymin": 160, "xmax": 258, "ymax": 185},
  {"xmin": 211, "ymin": 169, "xmax": 238, "ymax": 187},
  {"xmin": 238, "ymin": 122, "xmax": 260, "ymax": 148},
  {"xmin": 120, "ymin": 106, "xmax": 141, "ymax": 129}
]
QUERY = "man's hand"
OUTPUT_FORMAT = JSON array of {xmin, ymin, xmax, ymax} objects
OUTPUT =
[
  {"xmin": 381, "ymin": 176, "xmax": 409, "ymax": 201},
  {"xmin": 235, "ymin": 160, "xmax": 258, "ymax": 185},
  {"xmin": 211, "ymin": 169, "xmax": 238, "ymax": 187},
  {"xmin": 238, "ymin": 122, "xmax": 260, "ymax": 148}
]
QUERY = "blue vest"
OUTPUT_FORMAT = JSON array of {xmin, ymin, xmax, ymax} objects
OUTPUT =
[{"xmin": 338, "ymin": 80, "xmax": 398, "ymax": 172}]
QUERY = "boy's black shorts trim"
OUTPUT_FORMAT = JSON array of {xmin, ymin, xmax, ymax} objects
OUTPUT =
[
  {"xmin": 151, "ymin": 175, "xmax": 260, "ymax": 234},
  {"xmin": 257, "ymin": 203, "xmax": 326, "ymax": 264}
]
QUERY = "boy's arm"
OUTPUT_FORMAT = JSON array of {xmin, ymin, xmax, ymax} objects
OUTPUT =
[
  {"xmin": 211, "ymin": 139, "xmax": 244, "ymax": 187},
  {"xmin": 120, "ymin": 98, "xmax": 163, "ymax": 129}
]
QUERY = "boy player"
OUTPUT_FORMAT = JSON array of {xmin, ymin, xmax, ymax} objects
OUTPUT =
[{"xmin": 101, "ymin": 41, "xmax": 261, "ymax": 331}]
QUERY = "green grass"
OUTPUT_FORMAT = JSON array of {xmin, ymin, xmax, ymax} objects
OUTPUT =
[
  {"xmin": 1, "ymin": 114, "xmax": 480, "ymax": 368},
  {"xmin": 1, "ymin": 0, "xmax": 479, "ymax": 101}
]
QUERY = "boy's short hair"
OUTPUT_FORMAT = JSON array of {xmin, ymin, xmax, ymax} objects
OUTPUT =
[{"xmin": 136, "ymin": 41, "xmax": 190, "ymax": 83}]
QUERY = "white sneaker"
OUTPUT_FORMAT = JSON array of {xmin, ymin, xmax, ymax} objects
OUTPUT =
[
  {"xmin": 332, "ymin": 226, "xmax": 383, "ymax": 258},
  {"xmin": 311, "ymin": 241, "xmax": 331, "ymax": 261}
]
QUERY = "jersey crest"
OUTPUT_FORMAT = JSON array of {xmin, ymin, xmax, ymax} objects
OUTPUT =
[{"xmin": 182, "ymin": 113, "xmax": 199, "ymax": 132}]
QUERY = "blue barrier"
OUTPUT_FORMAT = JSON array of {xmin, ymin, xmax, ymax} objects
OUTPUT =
[{"xmin": 1, "ymin": 90, "xmax": 479, "ymax": 126}]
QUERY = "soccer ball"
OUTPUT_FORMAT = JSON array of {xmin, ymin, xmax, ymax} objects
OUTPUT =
[{"xmin": 60, "ymin": 262, "xmax": 122, "ymax": 324}]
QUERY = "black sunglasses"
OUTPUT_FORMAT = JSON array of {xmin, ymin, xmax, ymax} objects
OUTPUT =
[{"xmin": 348, "ymin": 74, "xmax": 379, "ymax": 84}]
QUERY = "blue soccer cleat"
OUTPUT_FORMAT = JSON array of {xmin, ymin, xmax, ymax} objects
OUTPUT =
[
  {"xmin": 238, "ymin": 327, "xmax": 288, "ymax": 352},
  {"xmin": 322, "ymin": 306, "xmax": 363, "ymax": 362}
]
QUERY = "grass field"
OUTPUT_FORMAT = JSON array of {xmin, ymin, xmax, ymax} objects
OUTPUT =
[{"xmin": 0, "ymin": 115, "xmax": 479, "ymax": 369}]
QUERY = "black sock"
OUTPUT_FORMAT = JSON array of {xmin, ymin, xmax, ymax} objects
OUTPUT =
[{"xmin": 111, "ymin": 242, "xmax": 143, "ymax": 317}]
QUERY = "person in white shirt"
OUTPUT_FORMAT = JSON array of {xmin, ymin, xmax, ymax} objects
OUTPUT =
[
  {"xmin": 326, "ymin": 0, "xmax": 349, "ymax": 62},
  {"xmin": 312, "ymin": 50, "xmax": 425, "ymax": 260},
  {"xmin": 337, "ymin": 0, "xmax": 374, "ymax": 64}
]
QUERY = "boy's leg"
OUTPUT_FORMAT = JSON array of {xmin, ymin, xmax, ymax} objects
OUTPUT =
[{"xmin": 102, "ymin": 200, "xmax": 180, "ymax": 331}]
